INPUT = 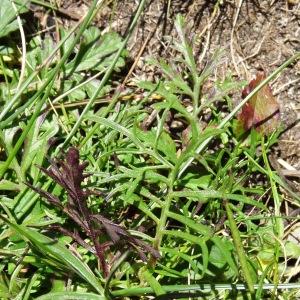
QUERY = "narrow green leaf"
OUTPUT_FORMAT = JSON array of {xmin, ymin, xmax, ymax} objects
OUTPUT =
[
  {"xmin": 0, "ymin": 179, "xmax": 20, "ymax": 191},
  {"xmin": 198, "ymin": 239, "xmax": 209, "ymax": 278},
  {"xmin": 155, "ymin": 263, "xmax": 185, "ymax": 278},
  {"xmin": 0, "ymin": 217, "xmax": 104, "ymax": 295},
  {"xmin": 22, "ymin": 273, "xmax": 39, "ymax": 300},
  {"xmin": 163, "ymin": 230, "xmax": 207, "ymax": 246},
  {"xmin": 160, "ymin": 247, "xmax": 214, "ymax": 276},
  {"xmin": 171, "ymin": 190, "xmax": 266, "ymax": 209},
  {"xmin": 141, "ymin": 269, "xmax": 164, "ymax": 296},
  {"xmin": 167, "ymin": 211, "xmax": 213, "ymax": 236},
  {"xmin": 224, "ymin": 202, "xmax": 254, "ymax": 293},
  {"xmin": 35, "ymin": 292, "xmax": 105, "ymax": 300}
]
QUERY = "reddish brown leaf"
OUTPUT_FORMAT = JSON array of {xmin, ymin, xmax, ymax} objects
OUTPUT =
[
  {"xmin": 27, "ymin": 147, "xmax": 159, "ymax": 277},
  {"xmin": 237, "ymin": 71, "xmax": 280, "ymax": 135}
]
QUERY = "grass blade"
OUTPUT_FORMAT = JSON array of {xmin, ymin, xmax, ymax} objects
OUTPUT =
[
  {"xmin": 141, "ymin": 268, "xmax": 165, "ymax": 296},
  {"xmin": 0, "ymin": 216, "xmax": 104, "ymax": 295},
  {"xmin": 225, "ymin": 201, "xmax": 254, "ymax": 294}
]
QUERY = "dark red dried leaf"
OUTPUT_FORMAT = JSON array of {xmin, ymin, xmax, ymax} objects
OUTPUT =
[{"xmin": 237, "ymin": 71, "xmax": 280, "ymax": 135}]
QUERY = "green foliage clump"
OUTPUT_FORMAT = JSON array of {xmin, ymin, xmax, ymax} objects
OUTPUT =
[{"xmin": 0, "ymin": 1, "xmax": 300, "ymax": 299}]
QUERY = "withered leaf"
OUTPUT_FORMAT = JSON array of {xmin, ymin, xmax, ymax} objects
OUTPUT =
[{"xmin": 237, "ymin": 71, "xmax": 280, "ymax": 135}]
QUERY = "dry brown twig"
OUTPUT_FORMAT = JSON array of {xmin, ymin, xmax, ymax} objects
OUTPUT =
[{"xmin": 230, "ymin": 0, "xmax": 244, "ymax": 77}]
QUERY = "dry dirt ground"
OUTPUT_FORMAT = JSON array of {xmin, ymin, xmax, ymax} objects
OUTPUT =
[{"xmin": 32, "ymin": 0, "xmax": 300, "ymax": 189}]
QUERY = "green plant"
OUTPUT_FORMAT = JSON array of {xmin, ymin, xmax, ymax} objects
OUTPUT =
[{"xmin": 0, "ymin": 1, "xmax": 300, "ymax": 299}]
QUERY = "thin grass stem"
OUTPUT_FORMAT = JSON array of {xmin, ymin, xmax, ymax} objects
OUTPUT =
[{"xmin": 225, "ymin": 201, "xmax": 254, "ymax": 295}]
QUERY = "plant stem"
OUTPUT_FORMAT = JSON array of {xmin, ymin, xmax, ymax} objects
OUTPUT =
[
  {"xmin": 111, "ymin": 283, "xmax": 300, "ymax": 298},
  {"xmin": 261, "ymin": 137, "xmax": 282, "ymax": 292},
  {"xmin": 225, "ymin": 201, "xmax": 254, "ymax": 295},
  {"xmin": 152, "ymin": 187, "xmax": 173, "ymax": 253},
  {"xmin": 151, "ymin": 167, "xmax": 178, "ymax": 264}
]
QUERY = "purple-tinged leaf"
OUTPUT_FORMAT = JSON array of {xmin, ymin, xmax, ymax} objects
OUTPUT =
[
  {"xmin": 27, "ymin": 147, "xmax": 160, "ymax": 277},
  {"xmin": 237, "ymin": 71, "xmax": 280, "ymax": 135}
]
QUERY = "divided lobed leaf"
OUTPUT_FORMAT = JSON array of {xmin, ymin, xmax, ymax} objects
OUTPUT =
[{"xmin": 26, "ymin": 147, "xmax": 159, "ymax": 277}]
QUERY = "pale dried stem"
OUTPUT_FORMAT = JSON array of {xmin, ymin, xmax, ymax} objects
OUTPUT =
[
  {"xmin": 10, "ymin": 0, "xmax": 26, "ymax": 91},
  {"xmin": 230, "ymin": 0, "xmax": 243, "ymax": 77}
]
